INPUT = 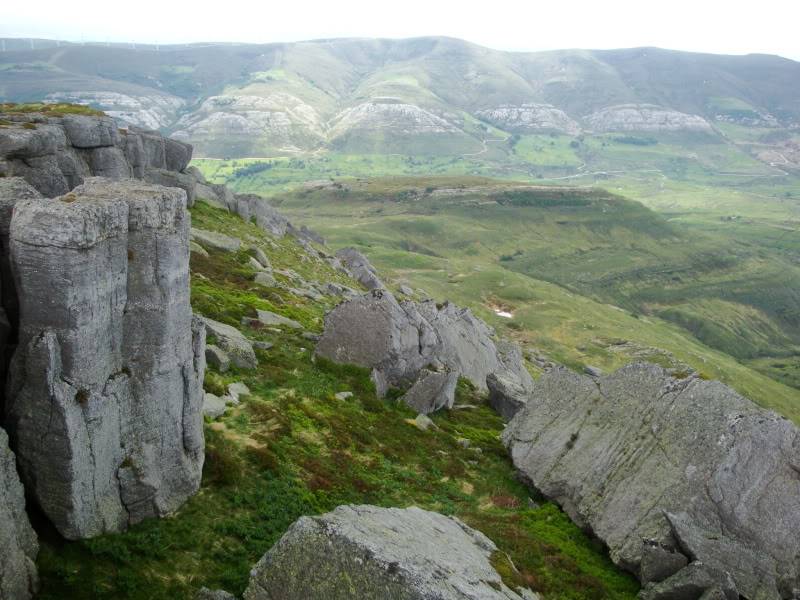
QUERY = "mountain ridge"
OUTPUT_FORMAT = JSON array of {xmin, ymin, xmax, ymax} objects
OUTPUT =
[{"xmin": 3, "ymin": 36, "xmax": 799, "ymax": 158}]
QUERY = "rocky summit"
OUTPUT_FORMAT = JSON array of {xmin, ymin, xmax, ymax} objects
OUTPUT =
[
  {"xmin": 503, "ymin": 363, "xmax": 800, "ymax": 600},
  {"xmin": 243, "ymin": 505, "xmax": 537, "ymax": 600}
]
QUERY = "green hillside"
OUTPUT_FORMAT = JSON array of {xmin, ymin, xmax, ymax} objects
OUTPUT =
[{"xmin": 36, "ymin": 200, "xmax": 638, "ymax": 600}]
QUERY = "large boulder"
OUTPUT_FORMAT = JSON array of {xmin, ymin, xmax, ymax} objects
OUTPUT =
[
  {"xmin": 316, "ymin": 290, "xmax": 531, "ymax": 403},
  {"xmin": 335, "ymin": 247, "xmax": 385, "ymax": 290},
  {"xmin": 315, "ymin": 290, "xmax": 436, "ymax": 395},
  {"xmin": 502, "ymin": 363, "xmax": 800, "ymax": 600},
  {"xmin": 401, "ymin": 369, "xmax": 459, "ymax": 414},
  {"xmin": 244, "ymin": 505, "xmax": 535, "ymax": 600},
  {"xmin": 0, "ymin": 427, "xmax": 38, "ymax": 600},
  {"xmin": 5, "ymin": 178, "xmax": 206, "ymax": 540}
]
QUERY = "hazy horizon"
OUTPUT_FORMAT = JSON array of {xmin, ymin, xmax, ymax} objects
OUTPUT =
[{"xmin": 2, "ymin": 0, "xmax": 799, "ymax": 61}]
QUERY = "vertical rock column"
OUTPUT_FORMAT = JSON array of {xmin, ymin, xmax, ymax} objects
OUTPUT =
[
  {"xmin": 0, "ymin": 427, "xmax": 38, "ymax": 600},
  {"xmin": 5, "ymin": 177, "xmax": 205, "ymax": 540}
]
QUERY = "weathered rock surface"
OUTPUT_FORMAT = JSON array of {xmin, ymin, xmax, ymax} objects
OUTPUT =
[
  {"xmin": 243, "ymin": 504, "xmax": 534, "ymax": 600},
  {"xmin": 401, "ymin": 369, "xmax": 459, "ymax": 414},
  {"xmin": 200, "ymin": 317, "xmax": 257, "ymax": 370},
  {"xmin": 190, "ymin": 228, "xmax": 242, "ymax": 252},
  {"xmin": 316, "ymin": 290, "xmax": 530, "ymax": 403},
  {"xmin": 5, "ymin": 178, "xmax": 206, "ymax": 539},
  {"xmin": 0, "ymin": 427, "xmax": 38, "ymax": 600},
  {"xmin": 0, "ymin": 111, "xmax": 194, "ymax": 198},
  {"xmin": 335, "ymin": 247, "xmax": 385, "ymax": 290},
  {"xmin": 315, "ymin": 290, "xmax": 435, "ymax": 395},
  {"xmin": 503, "ymin": 362, "xmax": 800, "ymax": 600},
  {"xmin": 584, "ymin": 104, "xmax": 713, "ymax": 133}
]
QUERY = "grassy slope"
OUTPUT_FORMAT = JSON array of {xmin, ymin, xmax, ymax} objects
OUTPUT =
[
  {"xmin": 36, "ymin": 201, "xmax": 637, "ymax": 600},
  {"xmin": 260, "ymin": 180, "xmax": 800, "ymax": 422}
]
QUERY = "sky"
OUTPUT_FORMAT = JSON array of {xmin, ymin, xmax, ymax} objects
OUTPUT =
[{"xmin": 2, "ymin": 0, "xmax": 799, "ymax": 61}]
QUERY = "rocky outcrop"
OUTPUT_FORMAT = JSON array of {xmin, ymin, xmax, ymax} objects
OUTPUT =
[
  {"xmin": 475, "ymin": 104, "xmax": 581, "ymax": 135},
  {"xmin": 5, "ymin": 178, "xmax": 206, "ymax": 539},
  {"xmin": 0, "ymin": 427, "xmax": 38, "ymax": 600},
  {"xmin": 315, "ymin": 290, "xmax": 531, "ymax": 411},
  {"xmin": 0, "ymin": 111, "xmax": 193, "ymax": 198},
  {"xmin": 584, "ymin": 104, "xmax": 713, "ymax": 133},
  {"xmin": 244, "ymin": 504, "xmax": 536, "ymax": 600},
  {"xmin": 401, "ymin": 369, "xmax": 459, "ymax": 414},
  {"xmin": 44, "ymin": 91, "xmax": 185, "ymax": 130},
  {"xmin": 502, "ymin": 363, "xmax": 800, "ymax": 600},
  {"xmin": 335, "ymin": 247, "xmax": 385, "ymax": 290}
]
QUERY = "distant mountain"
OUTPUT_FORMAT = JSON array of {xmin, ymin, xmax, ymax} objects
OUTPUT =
[{"xmin": 2, "ymin": 37, "xmax": 799, "ymax": 158}]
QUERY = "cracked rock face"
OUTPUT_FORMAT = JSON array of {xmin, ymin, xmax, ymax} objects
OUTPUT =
[
  {"xmin": 335, "ymin": 247, "xmax": 385, "ymax": 290},
  {"xmin": 244, "ymin": 504, "xmax": 535, "ymax": 600},
  {"xmin": 502, "ymin": 362, "xmax": 800, "ymax": 599},
  {"xmin": 5, "ymin": 177, "xmax": 205, "ymax": 540},
  {"xmin": 0, "ymin": 111, "xmax": 193, "ymax": 198},
  {"xmin": 475, "ymin": 104, "xmax": 581, "ymax": 135},
  {"xmin": 0, "ymin": 427, "xmax": 38, "ymax": 600}
]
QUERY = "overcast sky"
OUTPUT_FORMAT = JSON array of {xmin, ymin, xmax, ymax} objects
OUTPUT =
[{"xmin": 2, "ymin": 0, "xmax": 799, "ymax": 61}]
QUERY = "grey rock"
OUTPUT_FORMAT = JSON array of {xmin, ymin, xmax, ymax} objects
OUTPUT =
[
  {"xmin": 315, "ymin": 290, "xmax": 435, "ymax": 396},
  {"xmin": 205, "ymin": 344, "xmax": 230, "ymax": 373},
  {"xmin": 249, "ymin": 247, "xmax": 271, "ymax": 270},
  {"xmin": 163, "ymin": 138, "xmax": 192, "ymax": 172},
  {"xmin": 584, "ymin": 365, "xmax": 603, "ymax": 377},
  {"xmin": 62, "ymin": 114, "xmax": 120, "ymax": 148},
  {"xmin": 666, "ymin": 511, "xmax": 781, "ymax": 600},
  {"xmin": 85, "ymin": 146, "xmax": 132, "ymax": 179},
  {"xmin": 301, "ymin": 331, "xmax": 320, "ymax": 341},
  {"xmin": 254, "ymin": 309, "xmax": 302, "ymax": 329},
  {"xmin": 402, "ymin": 370, "xmax": 459, "ymax": 414},
  {"xmin": 399, "ymin": 284, "xmax": 414, "ymax": 296},
  {"xmin": 503, "ymin": 363, "xmax": 800, "ymax": 598},
  {"xmin": 253, "ymin": 272, "xmax": 277, "ymax": 287},
  {"xmin": 243, "ymin": 505, "xmax": 532, "ymax": 600},
  {"xmin": 584, "ymin": 104, "xmax": 713, "ymax": 133},
  {"xmin": 335, "ymin": 247, "xmax": 385, "ymax": 290},
  {"xmin": 144, "ymin": 168, "xmax": 196, "ymax": 207},
  {"xmin": 248, "ymin": 256, "xmax": 267, "ymax": 271},
  {"xmin": 191, "ymin": 228, "xmax": 242, "ymax": 252},
  {"xmin": 487, "ymin": 370, "xmax": 531, "ymax": 421},
  {"xmin": 638, "ymin": 562, "xmax": 737, "ymax": 600},
  {"xmin": 334, "ymin": 391, "xmax": 353, "ymax": 401},
  {"xmin": 316, "ymin": 291, "xmax": 524, "ymax": 400},
  {"xmin": 190, "ymin": 241, "xmax": 210, "ymax": 257},
  {"xmin": 200, "ymin": 317, "xmax": 257, "ymax": 370},
  {"xmin": 6, "ymin": 178, "xmax": 205, "ymax": 540},
  {"xmin": 416, "ymin": 300, "xmax": 504, "ymax": 391},
  {"xmin": 195, "ymin": 589, "xmax": 237, "ymax": 600},
  {"xmin": 253, "ymin": 341, "xmax": 274, "ymax": 351},
  {"xmin": 0, "ymin": 178, "xmax": 42, "ymax": 336},
  {"xmin": 413, "ymin": 414, "xmax": 436, "ymax": 431},
  {"xmin": 0, "ymin": 427, "xmax": 39, "ymax": 600},
  {"xmin": 324, "ymin": 282, "xmax": 359, "ymax": 298},
  {"xmin": 227, "ymin": 382, "xmax": 251, "ymax": 403},
  {"xmin": 289, "ymin": 286, "xmax": 323, "ymax": 300},
  {"xmin": 203, "ymin": 393, "xmax": 227, "ymax": 419},
  {"xmin": 640, "ymin": 541, "xmax": 689, "ymax": 584},
  {"xmin": 231, "ymin": 194, "xmax": 292, "ymax": 237}
]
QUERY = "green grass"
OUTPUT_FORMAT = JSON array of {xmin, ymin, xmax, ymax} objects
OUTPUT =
[
  {"xmin": 0, "ymin": 102, "xmax": 105, "ymax": 116},
  {"xmin": 262, "ymin": 178, "xmax": 800, "ymax": 419},
  {"xmin": 36, "ymin": 201, "xmax": 639, "ymax": 600}
]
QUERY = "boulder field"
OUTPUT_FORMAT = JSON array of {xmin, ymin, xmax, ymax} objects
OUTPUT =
[{"xmin": 503, "ymin": 363, "xmax": 800, "ymax": 600}]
